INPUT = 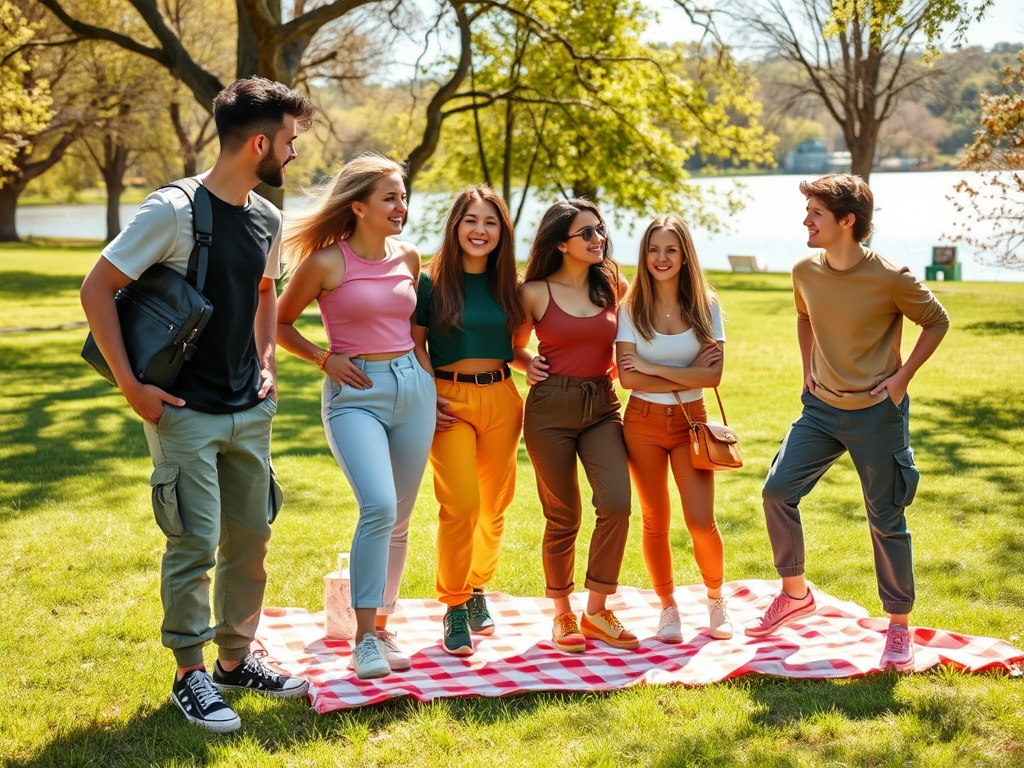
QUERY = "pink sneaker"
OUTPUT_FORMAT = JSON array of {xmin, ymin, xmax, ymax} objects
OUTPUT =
[
  {"xmin": 880, "ymin": 624, "xmax": 916, "ymax": 672},
  {"xmin": 744, "ymin": 589, "xmax": 816, "ymax": 637}
]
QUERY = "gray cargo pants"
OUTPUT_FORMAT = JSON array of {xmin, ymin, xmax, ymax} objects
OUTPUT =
[
  {"xmin": 762, "ymin": 390, "xmax": 920, "ymax": 615},
  {"xmin": 143, "ymin": 396, "xmax": 283, "ymax": 667}
]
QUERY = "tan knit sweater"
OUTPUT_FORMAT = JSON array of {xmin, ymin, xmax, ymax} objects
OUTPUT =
[{"xmin": 793, "ymin": 249, "xmax": 949, "ymax": 411}]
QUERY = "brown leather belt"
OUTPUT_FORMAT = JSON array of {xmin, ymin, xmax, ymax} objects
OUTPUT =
[{"xmin": 434, "ymin": 364, "xmax": 512, "ymax": 385}]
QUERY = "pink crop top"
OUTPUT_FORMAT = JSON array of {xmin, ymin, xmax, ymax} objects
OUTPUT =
[
  {"xmin": 535, "ymin": 284, "xmax": 616, "ymax": 378},
  {"xmin": 317, "ymin": 240, "xmax": 416, "ymax": 356}
]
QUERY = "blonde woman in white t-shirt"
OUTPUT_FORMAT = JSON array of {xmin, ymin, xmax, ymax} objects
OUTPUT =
[{"xmin": 615, "ymin": 214, "xmax": 731, "ymax": 643}]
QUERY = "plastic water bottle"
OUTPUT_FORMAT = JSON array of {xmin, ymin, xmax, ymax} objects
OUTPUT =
[{"xmin": 324, "ymin": 552, "xmax": 356, "ymax": 640}]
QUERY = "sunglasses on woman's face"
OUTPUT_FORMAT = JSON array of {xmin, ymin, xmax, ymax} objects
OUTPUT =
[{"xmin": 566, "ymin": 224, "xmax": 608, "ymax": 243}]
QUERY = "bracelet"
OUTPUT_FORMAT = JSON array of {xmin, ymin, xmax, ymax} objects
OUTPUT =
[{"xmin": 312, "ymin": 348, "xmax": 331, "ymax": 371}]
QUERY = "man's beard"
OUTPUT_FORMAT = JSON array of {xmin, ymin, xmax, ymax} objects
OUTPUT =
[{"xmin": 256, "ymin": 146, "xmax": 286, "ymax": 188}]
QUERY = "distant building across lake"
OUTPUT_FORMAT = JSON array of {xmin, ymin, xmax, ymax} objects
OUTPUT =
[{"xmin": 782, "ymin": 141, "xmax": 852, "ymax": 174}]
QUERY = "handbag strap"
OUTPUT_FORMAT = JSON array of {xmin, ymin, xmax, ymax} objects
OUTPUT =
[
  {"xmin": 159, "ymin": 177, "xmax": 212, "ymax": 293},
  {"xmin": 674, "ymin": 387, "xmax": 729, "ymax": 428}
]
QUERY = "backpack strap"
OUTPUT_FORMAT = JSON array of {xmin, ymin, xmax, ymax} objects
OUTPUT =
[{"xmin": 159, "ymin": 177, "xmax": 213, "ymax": 293}]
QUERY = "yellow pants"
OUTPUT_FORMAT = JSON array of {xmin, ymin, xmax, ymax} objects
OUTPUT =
[{"xmin": 431, "ymin": 376, "xmax": 524, "ymax": 607}]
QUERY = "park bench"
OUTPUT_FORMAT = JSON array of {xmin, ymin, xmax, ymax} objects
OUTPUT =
[{"xmin": 728, "ymin": 255, "xmax": 768, "ymax": 273}]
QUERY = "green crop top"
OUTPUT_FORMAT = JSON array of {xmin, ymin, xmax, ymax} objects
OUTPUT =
[{"xmin": 415, "ymin": 271, "xmax": 514, "ymax": 368}]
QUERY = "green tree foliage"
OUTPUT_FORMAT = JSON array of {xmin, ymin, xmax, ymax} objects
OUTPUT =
[
  {"xmin": 0, "ymin": 4, "xmax": 54, "ymax": 174},
  {"xmin": 35, "ymin": 0, "xmax": 396, "ymax": 114},
  {"xmin": 724, "ymin": 0, "xmax": 988, "ymax": 181},
  {"xmin": 411, "ymin": 1, "xmax": 773, "ymax": 231},
  {"xmin": 0, "ymin": 2, "xmax": 91, "ymax": 241},
  {"xmin": 34, "ymin": 0, "xmax": 767, "ymax": 225},
  {"xmin": 951, "ymin": 50, "xmax": 1024, "ymax": 268},
  {"xmin": 35, "ymin": 0, "xmax": 393, "ymax": 206},
  {"xmin": 924, "ymin": 44, "xmax": 1021, "ymax": 155}
]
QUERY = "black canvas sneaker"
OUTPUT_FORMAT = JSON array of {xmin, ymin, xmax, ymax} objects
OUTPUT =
[
  {"xmin": 212, "ymin": 654, "xmax": 309, "ymax": 697},
  {"xmin": 171, "ymin": 669, "xmax": 241, "ymax": 733}
]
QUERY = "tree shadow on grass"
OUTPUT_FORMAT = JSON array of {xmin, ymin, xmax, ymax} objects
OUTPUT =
[
  {"xmin": 0, "ymin": 271, "xmax": 84, "ymax": 302},
  {"xmin": 0, "ymin": 342, "xmax": 153, "ymax": 521},
  {"xmin": 7, "ymin": 695, "xmax": 313, "ymax": 768},
  {"xmin": 744, "ymin": 674, "xmax": 902, "ymax": 728},
  {"xmin": 911, "ymin": 391, "xmax": 1024, "ymax": 500},
  {"xmin": 13, "ymin": 669, "xmax": 1011, "ymax": 768},
  {"xmin": 0, "ymin": 316, "xmax": 339, "ymax": 522},
  {"xmin": 960, "ymin": 320, "xmax": 1024, "ymax": 335},
  {"xmin": 10, "ymin": 688, "xmax": 599, "ymax": 768}
]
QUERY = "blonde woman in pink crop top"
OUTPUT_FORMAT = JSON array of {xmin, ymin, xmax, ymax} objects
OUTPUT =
[
  {"xmin": 277, "ymin": 153, "xmax": 437, "ymax": 680},
  {"xmin": 512, "ymin": 198, "xmax": 636, "ymax": 654}
]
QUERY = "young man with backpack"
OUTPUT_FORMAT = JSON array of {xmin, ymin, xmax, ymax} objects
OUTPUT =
[{"xmin": 81, "ymin": 77, "xmax": 314, "ymax": 732}]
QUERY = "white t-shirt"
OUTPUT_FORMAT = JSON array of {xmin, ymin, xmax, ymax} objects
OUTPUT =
[
  {"xmin": 615, "ymin": 300, "xmax": 725, "ymax": 404},
  {"xmin": 102, "ymin": 185, "xmax": 282, "ymax": 281}
]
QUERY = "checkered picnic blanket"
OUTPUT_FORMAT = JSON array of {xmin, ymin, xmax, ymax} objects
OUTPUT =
[{"xmin": 254, "ymin": 580, "xmax": 1024, "ymax": 713}]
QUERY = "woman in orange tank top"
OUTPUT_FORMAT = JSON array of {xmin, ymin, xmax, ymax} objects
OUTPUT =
[{"xmin": 512, "ymin": 198, "xmax": 636, "ymax": 653}]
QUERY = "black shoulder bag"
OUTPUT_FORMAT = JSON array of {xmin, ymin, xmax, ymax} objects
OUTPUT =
[{"xmin": 81, "ymin": 178, "xmax": 214, "ymax": 390}]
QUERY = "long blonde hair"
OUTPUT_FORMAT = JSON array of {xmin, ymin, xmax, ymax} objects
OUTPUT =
[
  {"xmin": 285, "ymin": 152, "xmax": 405, "ymax": 265},
  {"xmin": 626, "ymin": 214, "xmax": 718, "ymax": 345}
]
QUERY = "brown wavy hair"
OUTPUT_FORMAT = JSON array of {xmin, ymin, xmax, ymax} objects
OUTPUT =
[
  {"xmin": 626, "ymin": 214, "xmax": 719, "ymax": 345},
  {"xmin": 427, "ymin": 185, "xmax": 524, "ymax": 334},
  {"xmin": 284, "ymin": 152, "xmax": 405, "ymax": 265},
  {"xmin": 523, "ymin": 198, "xmax": 619, "ymax": 309},
  {"xmin": 799, "ymin": 173, "xmax": 874, "ymax": 243}
]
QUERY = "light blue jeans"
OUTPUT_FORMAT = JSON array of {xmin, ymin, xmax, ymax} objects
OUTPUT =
[{"xmin": 321, "ymin": 351, "xmax": 436, "ymax": 612}]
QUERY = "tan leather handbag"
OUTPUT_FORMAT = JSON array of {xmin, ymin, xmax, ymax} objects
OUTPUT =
[{"xmin": 678, "ymin": 388, "xmax": 743, "ymax": 471}]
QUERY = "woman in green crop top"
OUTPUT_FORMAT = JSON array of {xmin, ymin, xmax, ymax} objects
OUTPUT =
[{"xmin": 412, "ymin": 185, "xmax": 525, "ymax": 657}]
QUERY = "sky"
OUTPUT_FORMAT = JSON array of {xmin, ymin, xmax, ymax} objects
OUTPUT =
[{"xmin": 643, "ymin": 0, "xmax": 1024, "ymax": 51}]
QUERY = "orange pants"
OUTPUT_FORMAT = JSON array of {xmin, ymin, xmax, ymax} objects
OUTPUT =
[
  {"xmin": 432, "ymin": 376, "xmax": 523, "ymax": 607},
  {"xmin": 622, "ymin": 396, "xmax": 724, "ymax": 595}
]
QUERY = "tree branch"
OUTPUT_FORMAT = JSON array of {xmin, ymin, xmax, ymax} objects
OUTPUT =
[{"xmin": 405, "ymin": 1, "xmax": 473, "ymax": 190}]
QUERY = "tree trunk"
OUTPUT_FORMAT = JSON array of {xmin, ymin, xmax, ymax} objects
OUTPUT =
[
  {"xmin": 502, "ymin": 101, "xmax": 514, "ymax": 205},
  {"xmin": 405, "ymin": 2, "xmax": 472, "ymax": 194},
  {"xmin": 849, "ymin": 124, "xmax": 878, "ymax": 185},
  {"xmin": 0, "ymin": 183, "xmax": 25, "ymax": 242},
  {"xmin": 0, "ymin": 131, "xmax": 79, "ymax": 241},
  {"xmin": 169, "ymin": 103, "xmax": 206, "ymax": 178},
  {"xmin": 102, "ymin": 139, "xmax": 131, "ymax": 242}
]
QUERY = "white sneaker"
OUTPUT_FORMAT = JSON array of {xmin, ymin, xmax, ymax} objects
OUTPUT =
[
  {"xmin": 656, "ymin": 606, "xmax": 683, "ymax": 644},
  {"xmin": 350, "ymin": 633, "xmax": 390, "ymax": 679},
  {"xmin": 376, "ymin": 628, "xmax": 412, "ymax": 671},
  {"xmin": 705, "ymin": 596, "xmax": 734, "ymax": 639}
]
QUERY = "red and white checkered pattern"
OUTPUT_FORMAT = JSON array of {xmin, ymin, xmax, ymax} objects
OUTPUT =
[{"xmin": 254, "ymin": 580, "xmax": 1024, "ymax": 713}]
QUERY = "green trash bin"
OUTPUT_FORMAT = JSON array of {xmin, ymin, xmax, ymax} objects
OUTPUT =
[
  {"xmin": 926, "ymin": 247, "xmax": 960, "ymax": 281},
  {"xmin": 925, "ymin": 264, "xmax": 961, "ymax": 281}
]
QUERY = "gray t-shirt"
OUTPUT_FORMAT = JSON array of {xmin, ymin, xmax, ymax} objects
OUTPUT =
[
  {"xmin": 102, "ymin": 181, "xmax": 284, "ymax": 413},
  {"xmin": 103, "ymin": 185, "xmax": 282, "ymax": 280}
]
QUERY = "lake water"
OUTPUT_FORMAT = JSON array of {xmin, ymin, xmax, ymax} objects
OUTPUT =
[{"xmin": 14, "ymin": 170, "xmax": 1023, "ymax": 282}]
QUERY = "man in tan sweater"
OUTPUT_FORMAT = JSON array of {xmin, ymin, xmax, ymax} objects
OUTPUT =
[{"xmin": 745, "ymin": 174, "xmax": 949, "ymax": 672}]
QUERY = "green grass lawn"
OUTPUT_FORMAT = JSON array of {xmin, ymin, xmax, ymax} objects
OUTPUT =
[{"xmin": 1, "ymin": 242, "xmax": 1023, "ymax": 767}]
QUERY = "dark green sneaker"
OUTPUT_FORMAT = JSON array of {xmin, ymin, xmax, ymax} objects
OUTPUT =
[
  {"xmin": 466, "ymin": 590, "xmax": 495, "ymax": 636},
  {"xmin": 443, "ymin": 607, "xmax": 473, "ymax": 656}
]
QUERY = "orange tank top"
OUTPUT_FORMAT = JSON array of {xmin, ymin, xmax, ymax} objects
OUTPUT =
[{"xmin": 535, "ymin": 282, "xmax": 616, "ymax": 378}]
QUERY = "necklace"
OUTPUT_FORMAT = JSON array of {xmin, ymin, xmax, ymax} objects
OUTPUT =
[{"xmin": 656, "ymin": 302, "xmax": 677, "ymax": 318}]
